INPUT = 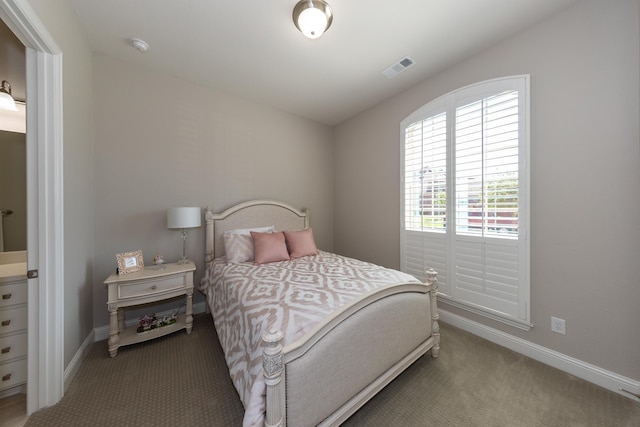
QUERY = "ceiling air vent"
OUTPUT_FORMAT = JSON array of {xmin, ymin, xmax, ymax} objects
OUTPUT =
[{"xmin": 382, "ymin": 56, "xmax": 415, "ymax": 79}]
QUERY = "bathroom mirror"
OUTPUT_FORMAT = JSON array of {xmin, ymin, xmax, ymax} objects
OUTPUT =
[{"xmin": 0, "ymin": 129, "xmax": 26, "ymax": 252}]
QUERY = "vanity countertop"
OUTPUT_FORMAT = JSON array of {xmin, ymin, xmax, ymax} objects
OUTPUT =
[
  {"xmin": 0, "ymin": 262, "xmax": 27, "ymax": 282},
  {"xmin": 0, "ymin": 251, "xmax": 28, "ymax": 282}
]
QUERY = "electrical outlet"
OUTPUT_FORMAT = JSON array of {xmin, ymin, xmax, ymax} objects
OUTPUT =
[{"xmin": 551, "ymin": 317, "xmax": 566, "ymax": 335}]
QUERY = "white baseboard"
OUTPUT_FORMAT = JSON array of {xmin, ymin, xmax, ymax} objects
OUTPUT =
[
  {"xmin": 93, "ymin": 301, "xmax": 207, "ymax": 342},
  {"xmin": 63, "ymin": 328, "xmax": 95, "ymax": 392},
  {"xmin": 439, "ymin": 309, "xmax": 640, "ymax": 402}
]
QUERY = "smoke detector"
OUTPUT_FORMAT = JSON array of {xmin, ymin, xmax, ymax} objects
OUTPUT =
[
  {"xmin": 382, "ymin": 56, "xmax": 415, "ymax": 79},
  {"xmin": 130, "ymin": 38, "xmax": 149, "ymax": 53}
]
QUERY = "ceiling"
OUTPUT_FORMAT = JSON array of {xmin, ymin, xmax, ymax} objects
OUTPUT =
[{"xmin": 68, "ymin": 0, "xmax": 578, "ymax": 126}]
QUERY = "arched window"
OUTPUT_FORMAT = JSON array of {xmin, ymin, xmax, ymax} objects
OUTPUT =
[{"xmin": 401, "ymin": 75, "xmax": 530, "ymax": 329}]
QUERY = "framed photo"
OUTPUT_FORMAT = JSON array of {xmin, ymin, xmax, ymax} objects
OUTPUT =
[{"xmin": 116, "ymin": 250, "xmax": 144, "ymax": 274}]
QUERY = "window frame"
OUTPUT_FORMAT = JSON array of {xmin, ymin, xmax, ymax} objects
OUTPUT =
[{"xmin": 400, "ymin": 75, "xmax": 531, "ymax": 329}]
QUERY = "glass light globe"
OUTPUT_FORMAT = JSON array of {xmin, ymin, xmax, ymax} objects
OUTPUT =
[
  {"xmin": 297, "ymin": 7, "xmax": 328, "ymax": 39},
  {"xmin": 0, "ymin": 92, "xmax": 18, "ymax": 111}
]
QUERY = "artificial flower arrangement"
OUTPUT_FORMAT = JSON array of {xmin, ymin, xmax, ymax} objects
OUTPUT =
[{"xmin": 137, "ymin": 309, "xmax": 178, "ymax": 333}]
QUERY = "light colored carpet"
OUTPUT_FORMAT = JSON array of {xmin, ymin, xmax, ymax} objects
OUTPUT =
[{"xmin": 24, "ymin": 314, "xmax": 640, "ymax": 426}]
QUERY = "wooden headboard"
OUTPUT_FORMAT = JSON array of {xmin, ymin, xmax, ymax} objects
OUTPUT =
[{"xmin": 204, "ymin": 199, "xmax": 310, "ymax": 263}]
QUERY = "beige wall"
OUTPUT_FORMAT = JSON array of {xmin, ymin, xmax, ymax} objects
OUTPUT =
[
  {"xmin": 25, "ymin": 0, "xmax": 95, "ymax": 369},
  {"xmin": 0, "ymin": 17, "xmax": 24, "ymax": 98},
  {"xmin": 334, "ymin": 0, "xmax": 640, "ymax": 380},
  {"xmin": 91, "ymin": 55, "xmax": 334, "ymax": 326}
]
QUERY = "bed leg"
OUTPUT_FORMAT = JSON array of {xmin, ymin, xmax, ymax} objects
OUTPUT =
[
  {"xmin": 426, "ymin": 269, "xmax": 440, "ymax": 358},
  {"xmin": 263, "ymin": 328, "xmax": 285, "ymax": 427}
]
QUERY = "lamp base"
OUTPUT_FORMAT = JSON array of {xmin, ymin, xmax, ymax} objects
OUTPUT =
[{"xmin": 178, "ymin": 229, "xmax": 190, "ymax": 265}]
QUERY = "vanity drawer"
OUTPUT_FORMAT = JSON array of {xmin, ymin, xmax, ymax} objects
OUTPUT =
[
  {"xmin": 0, "ymin": 358, "xmax": 27, "ymax": 391},
  {"xmin": 118, "ymin": 275, "xmax": 185, "ymax": 299},
  {"xmin": 0, "ymin": 282, "xmax": 27, "ymax": 309},
  {"xmin": 0, "ymin": 332, "xmax": 27, "ymax": 363},
  {"xmin": 0, "ymin": 307, "xmax": 28, "ymax": 335}
]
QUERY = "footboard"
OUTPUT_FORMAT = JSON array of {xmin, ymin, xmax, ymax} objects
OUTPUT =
[{"xmin": 263, "ymin": 269, "xmax": 439, "ymax": 427}]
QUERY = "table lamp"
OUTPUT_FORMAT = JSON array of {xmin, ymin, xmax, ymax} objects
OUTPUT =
[{"xmin": 167, "ymin": 207, "xmax": 201, "ymax": 264}]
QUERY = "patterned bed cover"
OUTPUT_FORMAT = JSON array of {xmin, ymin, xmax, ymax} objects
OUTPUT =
[{"xmin": 199, "ymin": 250, "xmax": 421, "ymax": 426}]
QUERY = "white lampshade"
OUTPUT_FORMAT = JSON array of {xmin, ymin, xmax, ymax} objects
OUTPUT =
[{"xmin": 167, "ymin": 207, "xmax": 201, "ymax": 229}]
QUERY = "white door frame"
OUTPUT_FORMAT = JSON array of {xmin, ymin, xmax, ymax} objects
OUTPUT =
[{"xmin": 0, "ymin": 0, "xmax": 64, "ymax": 413}]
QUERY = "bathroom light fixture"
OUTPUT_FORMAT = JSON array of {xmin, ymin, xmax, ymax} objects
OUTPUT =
[
  {"xmin": 293, "ymin": 0, "xmax": 333, "ymax": 39},
  {"xmin": 0, "ymin": 81, "xmax": 19, "ymax": 112},
  {"xmin": 167, "ymin": 207, "xmax": 201, "ymax": 264}
]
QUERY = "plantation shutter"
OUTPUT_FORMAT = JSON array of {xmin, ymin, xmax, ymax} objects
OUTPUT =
[
  {"xmin": 404, "ymin": 112, "xmax": 447, "ymax": 233},
  {"xmin": 401, "ymin": 76, "xmax": 530, "ymax": 328},
  {"xmin": 401, "ymin": 103, "xmax": 448, "ymax": 287}
]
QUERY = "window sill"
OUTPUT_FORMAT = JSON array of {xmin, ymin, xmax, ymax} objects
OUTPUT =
[{"xmin": 436, "ymin": 294, "xmax": 533, "ymax": 331}]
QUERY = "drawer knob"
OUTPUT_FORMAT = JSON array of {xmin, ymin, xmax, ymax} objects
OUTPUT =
[
  {"xmin": 1, "ymin": 346, "xmax": 10, "ymax": 354},
  {"xmin": 2, "ymin": 373, "xmax": 11, "ymax": 381},
  {"xmin": 2, "ymin": 293, "xmax": 11, "ymax": 300},
  {"xmin": 151, "ymin": 285, "xmax": 157, "ymax": 290},
  {"xmin": 1, "ymin": 320, "xmax": 10, "ymax": 327}
]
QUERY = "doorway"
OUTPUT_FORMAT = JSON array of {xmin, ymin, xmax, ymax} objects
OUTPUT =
[
  {"xmin": 0, "ymin": 16, "xmax": 27, "ymax": 426},
  {"xmin": 0, "ymin": 0, "xmax": 65, "ymax": 418}
]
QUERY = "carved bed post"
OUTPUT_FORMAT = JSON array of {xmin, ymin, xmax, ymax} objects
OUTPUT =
[
  {"xmin": 263, "ymin": 329, "xmax": 285, "ymax": 427},
  {"xmin": 302, "ymin": 207, "xmax": 310, "ymax": 229},
  {"xmin": 204, "ymin": 208, "xmax": 214, "ymax": 263},
  {"xmin": 426, "ymin": 269, "xmax": 440, "ymax": 358}
]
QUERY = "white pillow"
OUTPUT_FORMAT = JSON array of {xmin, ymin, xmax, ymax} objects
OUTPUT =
[{"xmin": 223, "ymin": 225, "xmax": 275, "ymax": 263}]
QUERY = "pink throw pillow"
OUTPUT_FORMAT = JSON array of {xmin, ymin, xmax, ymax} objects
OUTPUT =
[
  {"xmin": 284, "ymin": 228, "xmax": 318, "ymax": 259},
  {"xmin": 251, "ymin": 231, "xmax": 290, "ymax": 264}
]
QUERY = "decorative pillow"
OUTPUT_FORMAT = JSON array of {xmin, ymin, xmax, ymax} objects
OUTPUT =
[
  {"xmin": 223, "ymin": 226, "xmax": 275, "ymax": 263},
  {"xmin": 251, "ymin": 231, "xmax": 290, "ymax": 264},
  {"xmin": 284, "ymin": 228, "xmax": 318, "ymax": 259}
]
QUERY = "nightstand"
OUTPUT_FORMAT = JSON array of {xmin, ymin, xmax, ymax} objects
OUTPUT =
[{"xmin": 103, "ymin": 261, "xmax": 195, "ymax": 357}]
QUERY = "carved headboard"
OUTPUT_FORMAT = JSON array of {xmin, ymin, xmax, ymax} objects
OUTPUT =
[{"xmin": 204, "ymin": 199, "xmax": 310, "ymax": 263}]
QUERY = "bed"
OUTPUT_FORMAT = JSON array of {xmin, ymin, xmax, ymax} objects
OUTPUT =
[{"xmin": 199, "ymin": 199, "xmax": 440, "ymax": 427}]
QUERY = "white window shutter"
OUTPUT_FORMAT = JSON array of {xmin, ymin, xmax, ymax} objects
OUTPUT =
[{"xmin": 401, "ymin": 76, "xmax": 530, "ymax": 328}]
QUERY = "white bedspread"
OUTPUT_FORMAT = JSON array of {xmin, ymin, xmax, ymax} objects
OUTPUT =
[{"xmin": 199, "ymin": 250, "xmax": 420, "ymax": 427}]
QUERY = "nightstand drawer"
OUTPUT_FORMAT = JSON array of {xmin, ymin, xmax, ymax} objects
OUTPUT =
[
  {"xmin": 0, "ymin": 332, "xmax": 27, "ymax": 363},
  {"xmin": 0, "ymin": 282, "xmax": 27, "ymax": 309},
  {"xmin": 0, "ymin": 358, "xmax": 27, "ymax": 391},
  {"xmin": 118, "ymin": 275, "xmax": 185, "ymax": 299},
  {"xmin": 0, "ymin": 307, "xmax": 28, "ymax": 335}
]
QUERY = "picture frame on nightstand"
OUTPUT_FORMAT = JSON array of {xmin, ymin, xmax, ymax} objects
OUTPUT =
[{"xmin": 116, "ymin": 250, "xmax": 144, "ymax": 274}]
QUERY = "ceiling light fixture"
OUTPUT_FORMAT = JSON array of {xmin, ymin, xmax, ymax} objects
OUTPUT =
[
  {"xmin": 293, "ymin": 0, "xmax": 333, "ymax": 39},
  {"xmin": 0, "ymin": 80, "xmax": 19, "ymax": 112}
]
